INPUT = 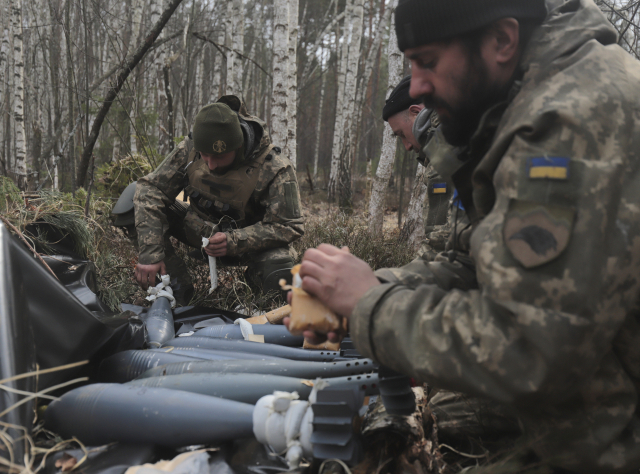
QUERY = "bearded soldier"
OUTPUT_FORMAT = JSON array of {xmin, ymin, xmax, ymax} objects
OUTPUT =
[
  {"xmin": 291, "ymin": 0, "xmax": 640, "ymax": 472},
  {"xmin": 132, "ymin": 96, "xmax": 303, "ymax": 304}
]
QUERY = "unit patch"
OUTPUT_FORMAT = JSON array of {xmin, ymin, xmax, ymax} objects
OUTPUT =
[
  {"xmin": 432, "ymin": 183, "xmax": 447, "ymax": 194},
  {"xmin": 503, "ymin": 200, "xmax": 575, "ymax": 268},
  {"xmin": 527, "ymin": 156, "xmax": 570, "ymax": 180},
  {"xmin": 212, "ymin": 140, "xmax": 227, "ymax": 153}
]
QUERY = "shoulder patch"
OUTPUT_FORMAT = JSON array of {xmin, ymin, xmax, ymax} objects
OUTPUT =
[
  {"xmin": 527, "ymin": 156, "xmax": 570, "ymax": 180},
  {"xmin": 504, "ymin": 200, "xmax": 575, "ymax": 268},
  {"xmin": 432, "ymin": 182, "xmax": 447, "ymax": 194}
]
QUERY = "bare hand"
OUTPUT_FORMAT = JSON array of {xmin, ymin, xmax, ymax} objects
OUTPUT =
[
  {"xmin": 205, "ymin": 232, "xmax": 228, "ymax": 257},
  {"xmin": 135, "ymin": 261, "xmax": 167, "ymax": 290},
  {"xmin": 299, "ymin": 244, "xmax": 380, "ymax": 318}
]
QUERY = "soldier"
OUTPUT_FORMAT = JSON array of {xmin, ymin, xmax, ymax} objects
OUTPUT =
[
  {"xmin": 133, "ymin": 96, "xmax": 304, "ymax": 304},
  {"xmin": 291, "ymin": 0, "xmax": 640, "ymax": 472},
  {"xmin": 383, "ymin": 75, "xmax": 455, "ymax": 260}
]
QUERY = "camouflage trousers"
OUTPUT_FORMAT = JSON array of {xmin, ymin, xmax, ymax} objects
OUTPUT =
[
  {"xmin": 132, "ymin": 207, "xmax": 294, "ymax": 305},
  {"xmin": 429, "ymin": 390, "xmax": 521, "ymax": 450}
]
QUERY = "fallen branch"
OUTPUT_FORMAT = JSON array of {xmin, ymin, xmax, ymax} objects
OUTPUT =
[{"xmin": 0, "ymin": 214, "xmax": 59, "ymax": 280}]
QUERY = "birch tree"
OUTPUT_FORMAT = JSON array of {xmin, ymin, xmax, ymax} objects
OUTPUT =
[
  {"xmin": 129, "ymin": 0, "xmax": 145, "ymax": 154},
  {"xmin": 327, "ymin": 0, "xmax": 353, "ymax": 198},
  {"xmin": 270, "ymin": 0, "xmax": 289, "ymax": 149},
  {"xmin": 336, "ymin": 0, "xmax": 364, "ymax": 206},
  {"xmin": 285, "ymin": 0, "xmax": 299, "ymax": 168},
  {"xmin": 400, "ymin": 162, "xmax": 428, "ymax": 249},
  {"xmin": 312, "ymin": 55, "xmax": 326, "ymax": 180},
  {"xmin": 11, "ymin": 0, "xmax": 27, "ymax": 190},
  {"xmin": 369, "ymin": 0, "xmax": 402, "ymax": 234},
  {"xmin": 231, "ymin": 0, "xmax": 244, "ymax": 96}
]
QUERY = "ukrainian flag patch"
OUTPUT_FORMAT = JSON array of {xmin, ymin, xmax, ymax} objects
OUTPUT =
[
  {"xmin": 432, "ymin": 183, "xmax": 447, "ymax": 194},
  {"xmin": 528, "ymin": 157, "xmax": 570, "ymax": 180}
]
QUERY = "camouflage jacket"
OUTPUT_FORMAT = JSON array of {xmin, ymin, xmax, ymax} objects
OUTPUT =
[
  {"xmin": 352, "ymin": 1, "xmax": 640, "ymax": 472},
  {"xmin": 134, "ymin": 103, "xmax": 304, "ymax": 265}
]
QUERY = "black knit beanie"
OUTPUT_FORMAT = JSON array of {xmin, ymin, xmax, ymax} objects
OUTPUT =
[
  {"xmin": 382, "ymin": 75, "xmax": 422, "ymax": 121},
  {"xmin": 395, "ymin": 0, "xmax": 547, "ymax": 52}
]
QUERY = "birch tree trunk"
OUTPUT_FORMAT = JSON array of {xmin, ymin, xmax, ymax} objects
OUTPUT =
[
  {"xmin": 224, "ymin": 0, "xmax": 235, "ymax": 95},
  {"xmin": 337, "ymin": 0, "xmax": 364, "ymax": 206},
  {"xmin": 369, "ymin": 0, "xmax": 402, "ymax": 234},
  {"xmin": 327, "ymin": 0, "xmax": 353, "ymax": 199},
  {"xmin": 285, "ymin": 0, "xmax": 298, "ymax": 168},
  {"xmin": 211, "ymin": 28, "xmax": 224, "ymax": 101},
  {"xmin": 0, "ymin": 1, "xmax": 9, "ymax": 165},
  {"xmin": 11, "ymin": 0, "xmax": 27, "ymax": 190},
  {"xmin": 129, "ymin": 0, "xmax": 144, "ymax": 155},
  {"xmin": 270, "ymin": 0, "xmax": 289, "ymax": 150},
  {"xmin": 401, "ymin": 162, "xmax": 428, "ymax": 249},
  {"xmin": 151, "ymin": 0, "xmax": 169, "ymax": 155},
  {"xmin": 231, "ymin": 0, "xmax": 244, "ymax": 97},
  {"xmin": 312, "ymin": 61, "xmax": 326, "ymax": 180}
]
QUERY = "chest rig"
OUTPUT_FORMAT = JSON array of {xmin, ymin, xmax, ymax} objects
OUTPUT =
[{"xmin": 183, "ymin": 144, "xmax": 274, "ymax": 229}]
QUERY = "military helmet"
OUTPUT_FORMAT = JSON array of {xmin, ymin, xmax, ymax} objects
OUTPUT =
[{"xmin": 192, "ymin": 103, "xmax": 244, "ymax": 155}]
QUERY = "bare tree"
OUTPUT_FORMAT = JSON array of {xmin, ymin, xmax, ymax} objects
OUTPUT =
[
  {"xmin": 285, "ymin": 0, "xmax": 299, "ymax": 168},
  {"xmin": 11, "ymin": 0, "xmax": 27, "ymax": 190},
  {"xmin": 369, "ymin": 0, "xmax": 401, "ymax": 234},
  {"xmin": 76, "ymin": 0, "xmax": 185, "ymax": 187},
  {"xmin": 270, "ymin": 0, "xmax": 289, "ymax": 149}
]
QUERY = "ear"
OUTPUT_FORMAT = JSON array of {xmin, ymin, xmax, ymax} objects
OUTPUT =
[
  {"xmin": 490, "ymin": 18, "xmax": 520, "ymax": 65},
  {"xmin": 408, "ymin": 104, "xmax": 423, "ymax": 117}
]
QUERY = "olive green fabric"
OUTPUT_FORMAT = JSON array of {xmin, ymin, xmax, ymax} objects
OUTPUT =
[{"xmin": 192, "ymin": 103, "xmax": 244, "ymax": 155}]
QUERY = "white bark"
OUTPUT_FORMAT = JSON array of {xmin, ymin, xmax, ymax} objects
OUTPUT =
[
  {"xmin": 369, "ymin": 0, "xmax": 402, "ymax": 234},
  {"xmin": 11, "ymin": 0, "xmax": 27, "ymax": 189},
  {"xmin": 340, "ymin": 0, "xmax": 364, "ymax": 167},
  {"xmin": 270, "ymin": 0, "xmax": 289, "ymax": 149},
  {"xmin": 211, "ymin": 27, "xmax": 224, "ymax": 101},
  {"xmin": 327, "ymin": 0, "xmax": 353, "ymax": 196},
  {"xmin": 285, "ymin": 0, "xmax": 298, "ymax": 168},
  {"xmin": 129, "ymin": 0, "xmax": 144, "ymax": 154},
  {"xmin": 312, "ymin": 63, "xmax": 326, "ymax": 180},
  {"xmin": 150, "ymin": 0, "xmax": 168, "ymax": 153},
  {"xmin": 224, "ymin": 0, "xmax": 234, "ymax": 95},
  {"xmin": 230, "ymin": 0, "xmax": 244, "ymax": 96},
  {"xmin": 402, "ymin": 162, "xmax": 428, "ymax": 249},
  {"xmin": 352, "ymin": 5, "xmax": 392, "ymax": 144}
]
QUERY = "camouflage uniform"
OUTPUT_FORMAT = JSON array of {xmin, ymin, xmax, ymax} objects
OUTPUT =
[
  {"xmin": 351, "ymin": 1, "xmax": 640, "ymax": 472},
  {"xmin": 412, "ymin": 109, "xmax": 469, "ymax": 261},
  {"xmin": 134, "ymin": 97, "xmax": 304, "ymax": 299}
]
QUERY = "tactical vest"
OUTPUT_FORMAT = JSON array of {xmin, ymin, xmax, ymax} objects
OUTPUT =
[{"xmin": 183, "ymin": 143, "xmax": 275, "ymax": 230}]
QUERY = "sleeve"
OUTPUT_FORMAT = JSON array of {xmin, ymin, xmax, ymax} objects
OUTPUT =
[
  {"xmin": 134, "ymin": 141, "xmax": 190, "ymax": 264},
  {"xmin": 224, "ymin": 160, "xmax": 305, "ymax": 256},
  {"xmin": 350, "ymin": 109, "xmax": 628, "ymax": 409}
]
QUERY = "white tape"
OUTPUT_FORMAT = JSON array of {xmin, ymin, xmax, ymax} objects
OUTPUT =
[
  {"xmin": 201, "ymin": 237, "xmax": 217, "ymax": 293},
  {"xmin": 145, "ymin": 274, "xmax": 176, "ymax": 308},
  {"xmin": 234, "ymin": 318, "xmax": 254, "ymax": 340}
]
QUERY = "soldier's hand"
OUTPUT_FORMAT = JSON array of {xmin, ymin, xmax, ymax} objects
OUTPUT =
[
  {"xmin": 205, "ymin": 232, "xmax": 228, "ymax": 257},
  {"xmin": 299, "ymin": 244, "xmax": 380, "ymax": 318},
  {"xmin": 135, "ymin": 261, "xmax": 167, "ymax": 291}
]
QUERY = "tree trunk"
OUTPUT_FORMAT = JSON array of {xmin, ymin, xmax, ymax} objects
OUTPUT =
[
  {"xmin": 11, "ymin": 0, "xmax": 27, "ymax": 190},
  {"xmin": 401, "ymin": 162, "xmax": 428, "ymax": 249},
  {"xmin": 336, "ymin": 0, "xmax": 364, "ymax": 206},
  {"xmin": 231, "ymin": 0, "xmax": 244, "ymax": 97},
  {"xmin": 76, "ymin": 0, "xmax": 184, "ymax": 187},
  {"xmin": 369, "ymin": 0, "xmax": 402, "ymax": 234},
  {"xmin": 211, "ymin": 27, "xmax": 224, "ymax": 101},
  {"xmin": 129, "ymin": 0, "xmax": 144, "ymax": 155},
  {"xmin": 285, "ymin": 0, "xmax": 298, "ymax": 168},
  {"xmin": 270, "ymin": 0, "xmax": 289, "ymax": 149},
  {"xmin": 327, "ymin": 0, "xmax": 353, "ymax": 199},
  {"xmin": 224, "ymin": 0, "xmax": 234, "ymax": 95},
  {"xmin": 312, "ymin": 58, "xmax": 326, "ymax": 180}
]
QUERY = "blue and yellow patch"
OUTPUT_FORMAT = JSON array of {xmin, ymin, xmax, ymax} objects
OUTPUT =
[
  {"xmin": 528, "ymin": 157, "xmax": 570, "ymax": 180},
  {"xmin": 432, "ymin": 183, "xmax": 447, "ymax": 194}
]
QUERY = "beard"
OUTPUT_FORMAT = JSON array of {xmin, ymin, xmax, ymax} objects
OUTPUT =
[{"xmin": 422, "ymin": 53, "xmax": 510, "ymax": 147}]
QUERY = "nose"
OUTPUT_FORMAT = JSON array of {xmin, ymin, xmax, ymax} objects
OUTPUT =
[
  {"xmin": 402, "ymin": 139, "xmax": 413, "ymax": 152},
  {"xmin": 409, "ymin": 68, "xmax": 433, "ymax": 99}
]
